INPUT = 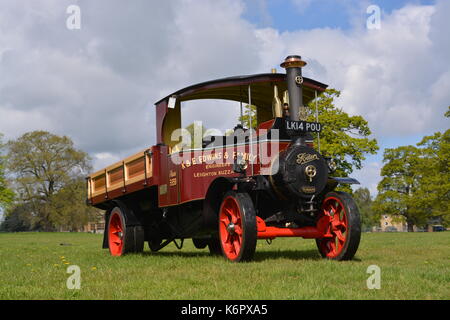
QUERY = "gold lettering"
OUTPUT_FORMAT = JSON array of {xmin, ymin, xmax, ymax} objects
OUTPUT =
[{"xmin": 296, "ymin": 153, "xmax": 319, "ymax": 165}]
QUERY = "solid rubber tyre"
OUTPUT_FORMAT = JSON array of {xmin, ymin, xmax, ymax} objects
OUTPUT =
[
  {"xmin": 315, "ymin": 191, "xmax": 361, "ymax": 260},
  {"xmin": 107, "ymin": 206, "xmax": 144, "ymax": 256},
  {"xmin": 218, "ymin": 191, "xmax": 257, "ymax": 262}
]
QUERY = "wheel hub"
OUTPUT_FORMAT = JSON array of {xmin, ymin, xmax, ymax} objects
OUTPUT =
[{"xmin": 226, "ymin": 222, "xmax": 236, "ymax": 235}]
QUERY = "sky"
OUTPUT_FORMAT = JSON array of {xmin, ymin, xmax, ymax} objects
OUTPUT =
[{"xmin": 0, "ymin": 0, "xmax": 449, "ymax": 197}]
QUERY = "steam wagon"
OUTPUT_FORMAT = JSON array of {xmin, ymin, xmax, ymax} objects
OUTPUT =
[{"xmin": 86, "ymin": 55, "xmax": 361, "ymax": 262}]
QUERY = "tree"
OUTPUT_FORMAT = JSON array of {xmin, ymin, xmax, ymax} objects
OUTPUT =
[
  {"xmin": 239, "ymin": 104, "xmax": 257, "ymax": 129},
  {"xmin": 353, "ymin": 187, "xmax": 378, "ymax": 231},
  {"xmin": 0, "ymin": 203, "xmax": 33, "ymax": 232},
  {"xmin": 415, "ymin": 111, "xmax": 450, "ymax": 226},
  {"xmin": 238, "ymin": 89, "xmax": 379, "ymax": 178},
  {"xmin": 0, "ymin": 133, "xmax": 14, "ymax": 210},
  {"xmin": 6, "ymin": 131, "xmax": 92, "ymax": 231},
  {"xmin": 236, "ymin": 89, "xmax": 378, "ymax": 193},
  {"xmin": 373, "ymin": 145, "xmax": 426, "ymax": 231},
  {"xmin": 306, "ymin": 89, "xmax": 379, "ymax": 178},
  {"xmin": 374, "ymin": 108, "xmax": 450, "ymax": 231},
  {"xmin": 47, "ymin": 178, "xmax": 102, "ymax": 231}
]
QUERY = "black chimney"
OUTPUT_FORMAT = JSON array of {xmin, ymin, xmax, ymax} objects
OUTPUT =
[{"xmin": 280, "ymin": 55, "xmax": 307, "ymax": 122}]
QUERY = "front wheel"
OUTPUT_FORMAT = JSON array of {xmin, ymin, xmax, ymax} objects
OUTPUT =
[
  {"xmin": 315, "ymin": 191, "xmax": 361, "ymax": 261},
  {"xmin": 218, "ymin": 191, "xmax": 257, "ymax": 262}
]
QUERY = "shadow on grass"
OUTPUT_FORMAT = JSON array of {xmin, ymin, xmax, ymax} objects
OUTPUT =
[
  {"xmin": 255, "ymin": 250, "xmax": 362, "ymax": 262},
  {"xmin": 138, "ymin": 249, "xmax": 321, "ymax": 262},
  {"xmin": 140, "ymin": 250, "xmax": 211, "ymax": 259},
  {"xmin": 137, "ymin": 248, "xmax": 362, "ymax": 262},
  {"xmin": 253, "ymin": 249, "xmax": 322, "ymax": 262}
]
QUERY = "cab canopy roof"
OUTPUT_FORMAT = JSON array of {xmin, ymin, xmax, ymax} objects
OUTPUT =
[
  {"xmin": 155, "ymin": 73, "xmax": 328, "ymax": 107},
  {"xmin": 154, "ymin": 73, "xmax": 328, "ymax": 146}
]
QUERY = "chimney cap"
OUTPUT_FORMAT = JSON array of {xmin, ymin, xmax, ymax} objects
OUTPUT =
[{"xmin": 281, "ymin": 55, "xmax": 307, "ymax": 68}]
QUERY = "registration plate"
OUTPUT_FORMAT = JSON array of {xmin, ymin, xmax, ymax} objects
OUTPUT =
[{"xmin": 285, "ymin": 120, "xmax": 322, "ymax": 133}]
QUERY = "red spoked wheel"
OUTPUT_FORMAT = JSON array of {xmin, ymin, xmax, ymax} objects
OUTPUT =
[
  {"xmin": 108, "ymin": 211, "xmax": 124, "ymax": 256},
  {"xmin": 219, "ymin": 191, "xmax": 257, "ymax": 262},
  {"xmin": 316, "ymin": 191, "xmax": 361, "ymax": 261},
  {"xmin": 107, "ymin": 206, "xmax": 144, "ymax": 256}
]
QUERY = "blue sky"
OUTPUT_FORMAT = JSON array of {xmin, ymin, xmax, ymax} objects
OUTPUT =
[{"xmin": 243, "ymin": 0, "xmax": 437, "ymax": 31}]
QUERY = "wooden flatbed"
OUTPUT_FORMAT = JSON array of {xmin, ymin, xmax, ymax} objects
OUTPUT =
[{"xmin": 87, "ymin": 148, "xmax": 154, "ymax": 207}]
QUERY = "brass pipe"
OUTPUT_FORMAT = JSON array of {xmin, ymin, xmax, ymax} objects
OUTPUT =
[{"xmin": 272, "ymin": 85, "xmax": 283, "ymax": 118}]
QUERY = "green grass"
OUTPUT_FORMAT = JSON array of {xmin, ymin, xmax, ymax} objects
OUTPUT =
[{"xmin": 0, "ymin": 232, "xmax": 449, "ymax": 300}]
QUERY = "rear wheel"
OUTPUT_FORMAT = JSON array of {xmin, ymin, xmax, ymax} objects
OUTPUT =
[
  {"xmin": 218, "ymin": 191, "xmax": 257, "ymax": 262},
  {"xmin": 315, "ymin": 192, "xmax": 361, "ymax": 260},
  {"xmin": 107, "ymin": 206, "xmax": 144, "ymax": 256}
]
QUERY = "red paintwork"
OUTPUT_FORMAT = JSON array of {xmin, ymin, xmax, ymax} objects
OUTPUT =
[
  {"xmin": 158, "ymin": 140, "xmax": 290, "ymax": 207},
  {"xmin": 256, "ymin": 215, "xmax": 332, "ymax": 239},
  {"xmin": 151, "ymin": 145, "xmax": 162, "ymax": 185},
  {"xmin": 156, "ymin": 101, "xmax": 167, "ymax": 145},
  {"xmin": 256, "ymin": 119, "xmax": 275, "ymax": 135},
  {"xmin": 316, "ymin": 196, "xmax": 349, "ymax": 258},
  {"xmin": 108, "ymin": 211, "xmax": 124, "ymax": 256}
]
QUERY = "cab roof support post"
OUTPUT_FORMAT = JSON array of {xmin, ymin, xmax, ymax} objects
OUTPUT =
[
  {"xmin": 240, "ymin": 86, "xmax": 244, "ymax": 127},
  {"xmin": 315, "ymin": 89, "xmax": 321, "ymax": 153},
  {"xmin": 248, "ymin": 84, "xmax": 254, "ymax": 177}
]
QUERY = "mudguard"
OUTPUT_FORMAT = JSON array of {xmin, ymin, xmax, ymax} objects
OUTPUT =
[{"xmin": 331, "ymin": 177, "xmax": 360, "ymax": 185}]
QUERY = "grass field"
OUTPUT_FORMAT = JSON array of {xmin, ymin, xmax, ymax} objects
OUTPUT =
[{"xmin": 0, "ymin": 231, "xmax": 448, "ymax": 300}]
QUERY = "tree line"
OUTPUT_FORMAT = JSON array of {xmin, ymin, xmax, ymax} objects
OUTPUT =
[
  {"xmin": 372, "ymin": 107, "xmax": 450, "ymax": 231},
  {"xmin": 351, "ymin": 107, "xmax": 449, "ymax": 232},
  {"xmin": 0, "ymin": 131, "xmax": 100, "ymax": 232}
]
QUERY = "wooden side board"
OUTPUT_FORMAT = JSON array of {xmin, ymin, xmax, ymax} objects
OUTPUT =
[{"xmin": 87, "ymin": 148, "xmax": 153, "ymax": 204}]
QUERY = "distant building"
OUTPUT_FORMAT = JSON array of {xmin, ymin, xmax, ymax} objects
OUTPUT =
[
  {"xmin": 380, "ymin": 215, "xmax": 407, "ymax": 232},
  {"xmin": 379, "ymin": 215, "xmax": 446, "ymax": 232},
  {"xmin": 83, "ymin": 221, "xmax": 105, "ymax": 234},
  {"xmin": 425, "ymin": 216, "xmax": 447, "ymax": 232}
]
